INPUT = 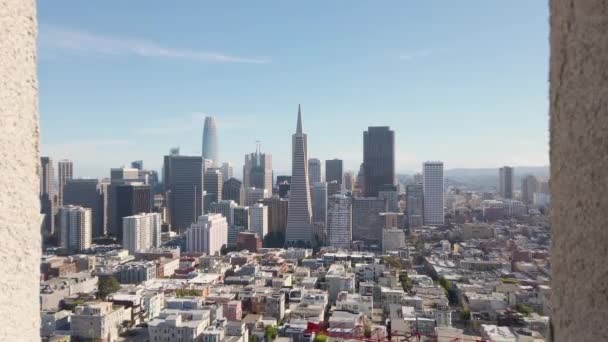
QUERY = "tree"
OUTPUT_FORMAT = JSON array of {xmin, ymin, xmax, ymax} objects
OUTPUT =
[
  {"xmin": 175, "ymin": 288, "xmax": 202, "ymax": 297},
  {"xmin": 515, "ymin": 303, "xmax": 533, "ymax": 316},
  {"xmin": 265, "ymin": 325, "xmax": 278, "ymax": 342},
  {"xmin": 249, "ymin": 335, "xmax": 259, "ymax": 342},
  {"xmin": 460, "ymin": 308, "xmax": 471, "ymax": 321},
  {"xmin": 383, "ymin": 256, "xmax": 403, "ymax": 270},
  {"xmin": 313, "ymin": 335, "xmax": 327, "ymax": 342},
  {"xmin": 97, "ymin": 276, "xmax": 120, "ymax": 300},
  {"xmin": 399, "ymin": 272, "xmax": 413, "ymax": 292}
]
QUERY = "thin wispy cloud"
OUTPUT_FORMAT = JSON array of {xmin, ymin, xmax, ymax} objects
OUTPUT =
[
  {"xmin": 40, "ymin": 26, "xmax": 271, "ymax": 64},
  {"xmin": 399, "ymin": 49, "xmax": 431, "ymax": 61}
]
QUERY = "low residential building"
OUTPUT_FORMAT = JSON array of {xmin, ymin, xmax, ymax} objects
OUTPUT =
[
  {"xmin": 224, "ymin": 300, "xmax": 242, "ymax": 321},
  {"xmin": 265, "ymin": 292, "xmax": 286, "ymax": 320},
  {"xmin": 326, "ymin": 264, "xmax": 355, "ymax": 303},
  {"xmin": 335, "ymin": 291, "xmax": 373, "ymax": 317},
  {"xmin": 40, "ymin": 272, "xmax": 98, "ymax": 311},
  {"xmin": 115, "ymin": 261, "xmax": 157, "ymax": 284},
  {"xmin": 71, "ymin": 302, "xmax": 126, "ymax": 342},
  {"xmin": 148, "ymin": 310, "xmax": 210, "ymax": 342}
]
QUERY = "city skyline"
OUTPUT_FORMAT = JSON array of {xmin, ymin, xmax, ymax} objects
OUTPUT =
[{"xmin": 38, "ymin": 1, "xmax": 549, "ymax": 177}]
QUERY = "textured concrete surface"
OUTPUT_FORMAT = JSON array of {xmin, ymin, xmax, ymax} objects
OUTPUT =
[
  {"xmin": 0, "ymin": 0, "xmax": 40, "ymax": 340},
  {"xmin": 550, "ymin": 0, "xmax": 608, "ymax": 340}
]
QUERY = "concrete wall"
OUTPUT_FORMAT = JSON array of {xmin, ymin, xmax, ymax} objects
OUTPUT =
[
  {"xmin": 0, "ymin": 0, "xmax": 40, "ymax": 340},
  {"xmin": 550, "ymin": 0, "xmax": 608, "ymax": 340}
]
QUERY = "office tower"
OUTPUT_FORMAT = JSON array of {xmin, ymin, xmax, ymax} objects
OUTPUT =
[
  {"xmin": 311, "ymin": 182, "xmax": 328, "ymax": 242},
  {"xmin": 423, "ymin": 161, "xmax": 445, "ymax": 226},
  {"xmin": 63, "ymin": 179, "xmax": 104, "ymax": 237},
  {"xmin": 325, "ymin": 159, "xmax": 343, "ymax": 187},
  {"xmin": 308, "ymin": 158, "xmax": 322, "ymax": 185},
  {"xmin": 354, "ymin": 163, "xmax": 365, "ymax": 196},
  {"xmin": 204, "ymin": 168, "xmax": 223, "ymax": 213},
  {"xmin": 260, "ymin": 195, "xmax": 288, "ymax": 235},
  {"xmin": 223, "ymin": 177, "xmax": 244, "ymax": 205},
  {"xmin": 131, "ymin": 160, "xmax": 144, "ymax": 170},
  {"xmin": 229, "ymin": 206, "xmax": 250, "ymax": 246},
  {"xmin": 343, "ymin": 172, "xmax": 354, "ymax": 193},
  {"xmin": 57, "ymin": 159, "xmax": 73, "ymax": 207},
  {"xmin": 163, "ymin": 154, "xmax": 204, "ymax": 232},
  {"xmin": 245, "ymin": 187, "xmax": 269, "ymax": 207},
  {"xmin": 122, "ymin": 213, "xmax": 161, "ymax": 255},
  {"xmin": 202, "ymin": 116, "xmax": 219, "ymax": 166},
  {"xmin": 276, "ymin": 176, "xmax": 291, "ymax": 198},
  {"xmin": 285, "ymin": 105, "xmax": 313, "ymax": 245},
  {"xmin": 110, "ymin": 183, "xmax": 152, "ymax": 240},
  {"xmin": 220, "ymin": 162, "xmax": 233, "ymax": 182},
  {"xmin": 327, "ymin": 194, "xmax": 352, "ymax": 249},
  {"xmin": 382, "ymin": 227, "xmax": 405, "ymax": 253},
  {"xmin": 58, "ymin": 205, "xmax": 92, "ymax": 253},
  {"xmin": 363, "ymin": 126, "xmax": 395, "ymax": 197},
  {"xmin": 110, "ymin": 167, "xmax": 139, "ymax": 182},
  {"xmin": 209, "ymin": 200, "xmax": 237, "ymax": 226},
  {"xmin": 327, "ymin": 180, "xmax": 341, "ymax": 197},
  {"xmin": 406, "ymin": 183, "xmax": 424, "ymax": 228},
  {"xmin": 250, "ymin": 204, "xmax": 268, "ymax": 240},
  {"xmin": 243, "ymin": 144, "xmax": 273, "ymax": 192},
  {"xmin": 521, "ymin": 175, "xmax": 540, "ymax": 204},
  {"xmin": 186, "ymin": 214, "xmax": 228, "ymax": 255},
  {"xmin": 413, "ymin": 173, "xmax": 423, "ymax": 184},
  {"xmin": 499, "ymin": 166, "xmax": 514, "ymax": 199},
  {"xmin": 40, "ymin": 157, "xmax": 57, "ymax": 235},
  {"xmin": 378, "ymin": 185, "xmax": 399, "ymax": 212},
  {"xmin": 539, "ymin": 181, "xmax": 550, "ymax": 194},
  {"xmin": 352, "ymin": 197, "xmax": 387, "ymax": 244}
]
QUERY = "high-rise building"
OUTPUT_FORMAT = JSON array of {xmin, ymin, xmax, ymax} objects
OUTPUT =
[
  {"xmin": 413, "ymin": 173, "xmax": 423, "ymax": 184},
  {"xmin": 209, "ymin": 200, "xmax": 237, "ymax": 226},
  {"xmin": 202, "ymin": 116, "xmax": 219, "ymax": 167},
  {"xmin": 308, "ymin": 158, "xmax": 322, "ymax": 185},
  {"xmin": 327, "ymin": 180, "xmax": 341, "ymax": 197},
  {"xmin": 352, "ymin": 197, "xmax": 387, "ymax": 244},
  {"xmin": 343, "ymin": 172, "xmax": 355, "ymax": 193},
  {"xmin": 58, "ymin": 205, "xmax": 92, "ymax": 253},
  {"xmin": 325, "ymin": 159, "xmax": 343, "ymax": 187},
  {"xmin": 260, "ymin": 195, "xmax": 288, "ymax": 236},
  {"xmin": 539, "ymin": 181, "xmax": 550, "ymax": 194},
  {"xmin": 110, "ymin": 167, "xmax": 139, "ymax": 182},
  {"xmin": 204, "ymin": 168, "xmax": 223, "ymax": 213},
  {"xmin": 245, "ymin": 187, "xmax": 269, "ymax": 207},
  {"xmin": 423, "ymin": 161, "xmax": 445, "ymax": 226},
  {"xmin": 285, "ymin": 105, "xmax": 313, "ymax": 245},
  {"xmin": 131, "ymin": 160, "xmax": 144, "ymax": 170},
  {"xmin": 406, "ymin": 183, "xmax": 424, "ymax": 228},
  {"xmin": 40, "ymin": 157, "xmax": 57, "ymax": 235},
  {"xmin": 249, "ymin": 203, "xmax": 268, "ymax": 240},
  {"xmin": 382, "ymin": 228, "xmax": 405, "ymax": 253},
  {"xmin": 363, "ymin": 127, "xmax": 395, "ymax": 197},
  {"xmin": 230, "ymin": 206, "xmax": 250, "ymax": 246},
  {"xmin": 222, "ymin": 177, "xmax": 244, "ymax": 205},
  {"xmin": 378, "ymin": 185, "xmax": 399, "ymax": 212},
  {"xmin": 327, "ymin": 194, "xmax": 351, "ymax": 249},
  {"xmin": 110, "ymin": 183, "xmax": 152, "ymax": 240},
  {"xmin": 311, "ymin": 182, "xmax": 328, "ymax": 242},
  {"xmin": 63, "ymin": 179, "xmax": 104, "ymax": 237},
  {"xmin": 163, "ymin": 154, "xmax": 204, "ymax": 232},
  {"xmin": 57, "ymin": 159, "xmax": 73, "ymax": 207},
  {"xmin": 220, "ymin": 162, "xmax": 233, "ymax": 182},
  {"xmin": 499, "ymin": 166, "xmax": 514, "ymax": 199},
  {"xmin": 521, "ymin": 175, "xmax": 540, "ymax": 204},
  {"xmin": 243, "ymin": 145, "xmax": 273, "ymax": 192},
  {"xmin": 276, "ymin": 176, "xmax": 291, "ymax": 199},
  {"xmin": 186, "ymin": 214, "xmax": 228, "ymax": 255},
  {"xmin": 122, "ymin": 213, "xmax": 161, "ymax": 255}
]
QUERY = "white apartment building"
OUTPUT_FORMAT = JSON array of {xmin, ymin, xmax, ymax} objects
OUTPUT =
[
  {"xmin": 249, "ymin": 203, "xmax": 268, "ymax": 239},
  {"xmin": 58, "ymin": 205, "xmax": 92, "ymax": 252},
  {"xmin": 327, "ymin": 194, "xmax": 351, "ymax": 248},
  {"xmin": 71, "ymin": 302, "xmax": 126, "ymax": 342},
  {"xmin": 186, "ymin": 214, "xmax": 228, "ymax": 255},
  {"xmin": 423, "ymin": 161, "xmax": 445, "ymax": 226},
  {"xmin": 122, "ymin": 212, "xmax": 161, "ymax": 255}
]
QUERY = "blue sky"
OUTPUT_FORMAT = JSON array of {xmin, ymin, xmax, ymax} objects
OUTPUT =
[{"xmin": 38, "ymin": 1, "xmax": 549, "ymax": 178}]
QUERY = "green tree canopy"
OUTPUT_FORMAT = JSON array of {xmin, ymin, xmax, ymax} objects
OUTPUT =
[{"xmin": 97, "ymin": 276, "xmax": 120, "ymax": 300}]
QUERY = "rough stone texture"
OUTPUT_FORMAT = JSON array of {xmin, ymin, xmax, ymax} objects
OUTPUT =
[
  {"xmin": 550, "ymin": 0, "xmax": 608, "ymax": 340},
  {"xmin": 0, "ymin": 0, "xmax": 40, "ymax": 340}
]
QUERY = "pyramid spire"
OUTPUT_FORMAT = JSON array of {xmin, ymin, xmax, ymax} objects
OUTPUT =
[{"xmin": 296, "ymin": 104, "xmax": 302, "ymax": 134}]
